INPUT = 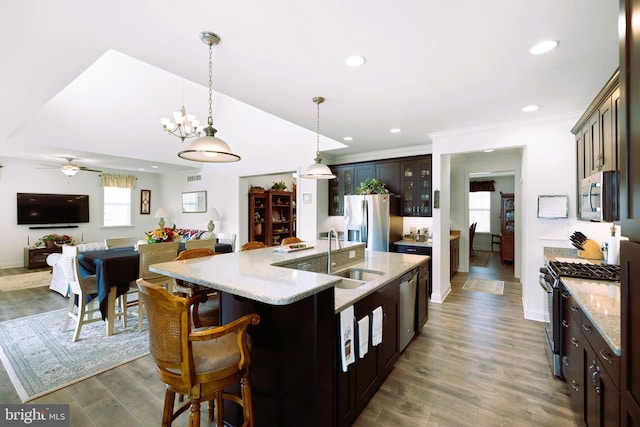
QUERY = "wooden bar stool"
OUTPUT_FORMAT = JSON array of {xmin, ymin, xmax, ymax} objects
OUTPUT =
[{"xmin": 137, "ymin": 279, "xmax": 259, "ymax": 426}]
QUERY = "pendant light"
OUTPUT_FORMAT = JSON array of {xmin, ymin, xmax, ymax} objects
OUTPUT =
[
  {"xmin": 178, "ymin": 32, "xmax": 240, "ymax": 162},
  {"xmin": 301, "ymin": 96, "xmax": 336, "ymax": 179}
]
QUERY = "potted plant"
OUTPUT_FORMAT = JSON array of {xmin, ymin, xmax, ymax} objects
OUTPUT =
[
  {"xmin": 271, "ymin": 181, "xmax": 287, "ymax": 191},
  {"xmin": 356, "ymin": 178, "xmax": 390, "ymax": 195}
]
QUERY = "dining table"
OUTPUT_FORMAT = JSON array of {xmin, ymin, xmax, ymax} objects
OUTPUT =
[{"xmin": 76, "ymin": 242, "xmax": 233, "ymax": 336}]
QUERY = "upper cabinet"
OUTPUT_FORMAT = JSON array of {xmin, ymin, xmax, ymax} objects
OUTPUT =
[
  {"xmin": 572, "ymin": 71, "xmax": 620, "ymax": 222},
  {"xmin": 329, "ymin": 155, "xmax": 431, "ymax": 217},
  {"xmin": 572, "ymin": 71, "xmax": 620, "ymax": 181},
  {"xmin": 401, "ymin": 156, "xmax": 432, "ymax": 217}
]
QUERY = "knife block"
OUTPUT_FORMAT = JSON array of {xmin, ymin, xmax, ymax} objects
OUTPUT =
[{"xmin": 577, "ymin": 239, "xmax": 603, "ymax": 260}]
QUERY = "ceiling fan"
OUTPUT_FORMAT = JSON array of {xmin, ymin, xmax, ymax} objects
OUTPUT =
[{"xmin": 41, "ymin": 157, "xmax": 103, "ymax": 177}]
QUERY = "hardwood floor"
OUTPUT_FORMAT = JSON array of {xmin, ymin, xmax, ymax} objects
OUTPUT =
[{"xmin": 0, "ymin": 252, "xmax": 577, "ymax": 426}]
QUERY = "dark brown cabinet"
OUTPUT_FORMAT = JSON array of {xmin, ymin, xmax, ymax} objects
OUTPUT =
[
  {"xmin": 329, "ymin": 155, "xmax": 431, "ymax": 217},
  {"xmin": 24, "ymin": 246, "xmax": 62, "ymax": 269},
  {"xmin": 561, "ymin": 282, "xmax": 621, "ymax": 426},
  {"xmin": 400, "ymin": 156, "xmax": 432, "ymax": 217},
  {"xmin": 617, "ymin": 4, "xmax": 640, "ymax": 422},
  {"xmin": 336, "ymin": 279, "xmax": 400, "ymax": 427},
  {"xmin": 248, "ymin": 191, "xmax": 294, "ymax": 246},
  {"xmin": 561, "ymin": 284, "xmax": 584, "ymax": 422},
  {"xmin": 500, "ymin": 193, "xmax": 515, "ymax": 263},
  {"xmin": 416, "ymin": 262, "xmax": 429, "ymax": 331}
]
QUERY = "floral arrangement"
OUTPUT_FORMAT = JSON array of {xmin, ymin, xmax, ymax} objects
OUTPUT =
[
  {"xmin": 37, "ymin": 233, "xmax": 73, "ymax": 248},
  {"xmin": 145, "ymin": 226, "xmax": 180, "ymax": 243}
]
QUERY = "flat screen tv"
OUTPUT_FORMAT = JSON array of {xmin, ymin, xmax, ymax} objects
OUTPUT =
[{"xmin": 17, "ymin": 193, "xmax": 90, "ymax": 225}]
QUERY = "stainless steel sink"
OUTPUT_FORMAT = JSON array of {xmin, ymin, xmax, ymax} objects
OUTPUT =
[
  {"xmin": 333, "ymin": 268, "xmax": 384, "ymax": 282},
  {"xmin": 335, "ymin": 278, "xmax": 367, "ymax": 289}
]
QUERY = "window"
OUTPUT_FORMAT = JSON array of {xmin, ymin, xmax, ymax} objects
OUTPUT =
[
  {"xmin": 469, "ymin": 191, "xmax": 491, "ymax": 233},
  {"xmin": 103, "ymin": 187, "xmax": 132, "ymax": 226}
]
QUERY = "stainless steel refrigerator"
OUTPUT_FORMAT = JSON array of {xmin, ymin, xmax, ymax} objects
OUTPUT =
[{"xmin": 343, "ymin": 194, "xmax": 402, "ymax": 252}]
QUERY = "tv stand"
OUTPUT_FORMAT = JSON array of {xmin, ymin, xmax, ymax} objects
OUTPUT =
[{"xmin": 24, "ymin": 246, "xmax": 62, "ymax": 269}]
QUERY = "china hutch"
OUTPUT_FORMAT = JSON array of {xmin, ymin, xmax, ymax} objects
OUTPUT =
[
  {"xmin": 499, "ymin": 192, "xmax": 514, "ymax": 263},
  {"xmin": 248, "ymin": 190, "xmax": 296, "ymax": 246}
]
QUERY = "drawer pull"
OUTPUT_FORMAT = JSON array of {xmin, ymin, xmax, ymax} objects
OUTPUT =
[
  {"xmin": 599, "ymin": 349, "xmax": 614, "ymax": 364},
  {"xmin": 407, "ymin": 248, "xmax": 417, "ymax": 253},
  {"xmin": 582, "ymin": 324, "xmax": 593, "ymax": 334},
  {"xmin": 570, "ymin": 380, "xmax": 580, "ymax": 392},
  {"xmin": 570, "ymin": 305, "xmax": 579, "ymax": 312},
  {"xmin": 571, "ymin": 337, "xmax": 580, "ymax": 347},
  {"xmin": 562, "ymin": 320, "xmax": 569, "ymax": 328},
  {"xmin": 561, "ymin": 291, "xmax": 570, "ymax": 299}
]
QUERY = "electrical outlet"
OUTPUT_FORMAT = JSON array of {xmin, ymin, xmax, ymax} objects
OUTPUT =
[{"xmin": 349, "ymin": 250, "xmax": 356, "ymax": 259}]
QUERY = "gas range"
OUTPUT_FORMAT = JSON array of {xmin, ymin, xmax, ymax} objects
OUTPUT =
[{"xmin": 547, "ymin": 260, "xmax": 620, "ymax": 282}]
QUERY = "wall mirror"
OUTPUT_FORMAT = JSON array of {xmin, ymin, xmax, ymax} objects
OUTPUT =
[{"xmin": 182, "ymin": 191, "xmax": 207, "ymax": 213}]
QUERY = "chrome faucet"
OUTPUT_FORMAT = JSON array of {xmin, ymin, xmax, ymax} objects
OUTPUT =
[{"xmin": 327, "ymin": 228, "xmax": 341, "ymax": 273}]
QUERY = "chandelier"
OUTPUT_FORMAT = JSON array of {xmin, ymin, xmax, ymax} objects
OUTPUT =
[
  {"xmin": 301, "ymin": 96, "xmax": 336, "ymax": 179},
  {"xmin": 160, "ymin": 101, "xmax": 203, "ymax": 142},
  {"xmin": 178, "ymin": 32, "xmax": 240, "ymax": 162}
]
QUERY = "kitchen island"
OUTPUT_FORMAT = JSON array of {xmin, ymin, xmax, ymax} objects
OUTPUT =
[{"xmin": 150, "ymin": 240, "xmax": 429, "ymax": 426}]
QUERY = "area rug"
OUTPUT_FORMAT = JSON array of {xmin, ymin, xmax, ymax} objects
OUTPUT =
[
  {"xmin": 462, "ymin": 278, "xmax": 504, "ymax": 295},
  {"xmin": 0, "ymin": 271, "xmax": 51, "ymax": 292},
  {"xmin": 0, "ymin": 308, "xmax": 149, "ymax": 402},
  {"xmin": 470, "ymin": 251, "xmax": 492, "ymax": 267}
]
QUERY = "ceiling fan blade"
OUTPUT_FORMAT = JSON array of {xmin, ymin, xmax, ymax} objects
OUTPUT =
[{"xmin": 78, "ymin": 166, "xmax": 102, "ymax": 173}]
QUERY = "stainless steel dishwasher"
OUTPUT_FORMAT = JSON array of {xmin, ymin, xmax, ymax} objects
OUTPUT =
[{"xmin": 399, "ymin": 269, "xmax": 417, "ymax": 351}]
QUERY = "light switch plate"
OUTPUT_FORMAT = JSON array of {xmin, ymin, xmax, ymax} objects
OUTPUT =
[{"xmin": 349, "ymin": 250, "xmax": 356, "ymax": 259}]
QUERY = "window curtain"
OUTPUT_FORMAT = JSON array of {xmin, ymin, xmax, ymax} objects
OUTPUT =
[
  {"xmin": 470, "ymin": 180, "xmax": 496, "ymax": 192},
  {"xmin": 100, "ymin": 174, "xmax": 136, "ymax": 189}
]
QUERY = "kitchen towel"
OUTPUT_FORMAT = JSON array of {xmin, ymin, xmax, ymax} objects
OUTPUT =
[
  {"xmin": 357, "ymin": 315, "xmax": 369, "ymax": 358},
  {"xmin": 340, "ymin": 305, "xmax": 355, "ymax": 372},
  {"xmin": 372, "ymin": 306, "xmax": 383, "ymax": 346}
]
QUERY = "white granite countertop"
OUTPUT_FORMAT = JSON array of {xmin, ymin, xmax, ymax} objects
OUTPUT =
[
  {"xmin": 544, "ymin": 250, "xmax": 620, "ymax": 355},
  {"xmin": 150, "ymin": 240, "xmax": 429, "ymax": 313}
]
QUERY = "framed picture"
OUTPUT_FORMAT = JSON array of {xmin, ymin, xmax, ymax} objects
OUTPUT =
[
  {"xmin": 140, "ymin": 189, "xmax": 151, "ymax": 214},
  {"xmin": 182, "ymin": 190, "xmax": 207, "ymax": 213}
]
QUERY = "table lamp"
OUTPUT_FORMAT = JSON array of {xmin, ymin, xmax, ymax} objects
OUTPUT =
[{"xmin": 154, "ymin": 207, "xmax": 168, "ymax": 228}]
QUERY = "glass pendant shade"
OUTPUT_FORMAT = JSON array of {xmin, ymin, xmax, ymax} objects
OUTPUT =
[
  {"xmin": 302, "ymin": 158, "xmax": 336, "ymax": 179},
  {"xmin": 178, "ymin": 126, "xmax": 240, "ymax": 162}
]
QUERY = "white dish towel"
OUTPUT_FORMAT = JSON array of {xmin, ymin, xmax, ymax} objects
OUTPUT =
[
  {"xmin": 340, "ymin": 305, "xmax": 355, "ymax": 372},
  {"xmin": 372, "ymin": 306, "xmax": 383, "ymax": 346},
  {"xmin": 357, "ymin": 315, "xmax": 369, "ymax": 358}
]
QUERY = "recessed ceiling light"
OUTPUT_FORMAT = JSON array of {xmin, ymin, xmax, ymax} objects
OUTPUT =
[
  {"xmin": 138, "ymin": 168, "xmax": 145, "ymax": 171},
  {"xmin": 484, "ymin": 149, "xmax": 494, "ymax": 153},
  {"xmin": 530, "ymin": 40, "xmax": 558, "ymax": 55},
  {"xmin": 522, "ymin": 105, "xmax": 540, "ymax": 112},
  {"xmin": 390, "ymin": 128, "xmax": 402, "ymax": 134},
  {"xmin": 343, "ymin": 136, "xmax": 353, "ymax": 141},
  {"xmin": 345, "ymin": 55, "xmax": 366, "ymax": 67},
  {"xmin": 151, "ymin": 165, "xmax": 159, "ymax": 169}
]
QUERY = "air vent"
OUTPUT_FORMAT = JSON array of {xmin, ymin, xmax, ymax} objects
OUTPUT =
[{"xmin": 187, "ymin": 175, "xmax": 202, "ymax": 182}]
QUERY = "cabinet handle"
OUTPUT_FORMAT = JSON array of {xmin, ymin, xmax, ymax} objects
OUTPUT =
[
  {"xmin": 582, "ymin": 324, "xmax": 593, "ymax": 334},
  {"xmin": 562, "ymin": 320, "xmax": 569, "ymax": 328},
  {"xmin": 571, "ymin": 337, "xmax": 580, "ymax": 347},
  {"xmin": 570, "ymin": 305, "xmax": 579, "ymax": 312},
  {"xmin": 561, "ymin": 291, "xmax": 570, "ymax": 299},
  {"xmin": 591, "ymin": 365, "xmax": 601, "ymax": 395},
  {"xmin": 599, "ymin": 349, "xmax": 614, "ymax": 364},
  {"xmin": 407, "ymin": 248, "xmax": 417, "ymax": 253},
  {"xmin": 570, "ymin": 380, "xmax": 580, "ymax": 392}
]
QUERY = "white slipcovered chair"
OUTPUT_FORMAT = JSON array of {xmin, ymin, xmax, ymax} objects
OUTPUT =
[{"xmin": 47, "ymin": 242, "xmax": 107, "ymax": 296}]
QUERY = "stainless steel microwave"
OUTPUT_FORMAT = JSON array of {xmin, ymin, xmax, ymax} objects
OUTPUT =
[{"xmin": 579, "ymin": 171, "xmax": 619, "ymax": 222}]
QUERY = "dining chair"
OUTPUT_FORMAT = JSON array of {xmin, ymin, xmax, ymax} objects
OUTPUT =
[
  {"xmin": 217, "ymin": 233, "xmax": 237, "ymax": 252},
  {"xmin": 173, "ymin": 248, "xmax": 221, "ymax": 328},
  {"xmin": 136, "ymin": 279, "xmax": 259, "ymax": 427},
  {"xmin": 185, "ymin": 238, "xmax": 217, "ymax": 250},
  {"xmin": 104, "ymin": 237, "xmax": 138, "ymax": 249},
  {"xmin": 469, "ymin": 222, "xmax": 477, "ymax": 259},
  {"xmin": 122, "ymin": 241, "xmax": 180, "ymax": 331},
  {"xmin": 281, "ymin": 236, "xmax": 302, "ymax": 245},
  {"xmin": 240, "ymin": 241, "xmax": 267, "ymax": 251},
  {"xmin": 60, "ymin": 245, "xmax": 102, "ymax": 342}
]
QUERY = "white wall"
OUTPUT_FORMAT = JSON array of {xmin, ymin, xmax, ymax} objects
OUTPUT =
[
  {"xmin": 1, "ymin": 158, "xmax": 162, "ymax": 268},
  {"xmin": 431, "ymin": 113, "xmax": 618, "ymax": 321}
]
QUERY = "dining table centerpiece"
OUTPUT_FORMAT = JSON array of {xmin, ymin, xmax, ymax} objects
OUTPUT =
[{"xmin": 145, "ymin": 226, "xmax": 180, "ymax": 243}]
